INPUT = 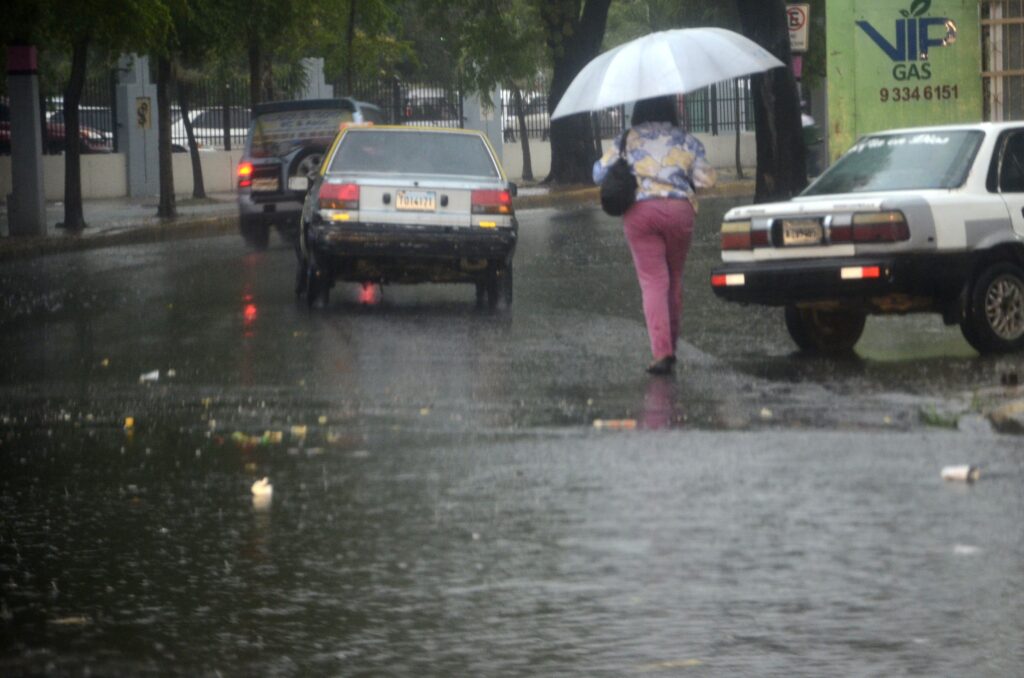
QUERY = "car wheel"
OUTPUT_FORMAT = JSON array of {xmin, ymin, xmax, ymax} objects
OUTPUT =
[
  {"xmin": 240, "ymin": 215, "xmax": 270, "ymax": 251},
  {"xmin": 306, "ymin": 262, "xmax": 331, "ymax": 308},
  {"xmin": 290, "ymin": 148, "xmax": 324, "ymax": 182},
  {"xmin": 784, "ymin": 305, "xmax": 866, "ymax": 354},
  {"xmin": 960, "ymin": 262, "xmax": 1024, "ymax": 354}
]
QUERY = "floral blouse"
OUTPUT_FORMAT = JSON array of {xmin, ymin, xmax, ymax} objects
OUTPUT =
[{"xmin": 593, "ymin": 121, "xmax": 717, "ymax": 211}]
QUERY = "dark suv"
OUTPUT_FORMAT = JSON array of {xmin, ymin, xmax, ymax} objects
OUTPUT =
[{"xmin": 237, "ymin": 98, "xmax": 383, "ymax": 249}]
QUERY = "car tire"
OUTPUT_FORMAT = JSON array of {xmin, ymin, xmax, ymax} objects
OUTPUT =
[
  {"xmin": 960, "ymin": 262, "xmax": 1024, "ymax": 354},
  {"xmin": 289, "ymin": 147, "xmax": 324, "ymax": 183},
  {"xmin": 240, "ymin": 215, "xmax": 270, "ymax": 251},
  {"xmin": 306, "ymin": 261, "xmax": 330, "ymax": 308},
  {"xmin": 784, "ymin": 305, "xmax": 866, "ymax": 354}
]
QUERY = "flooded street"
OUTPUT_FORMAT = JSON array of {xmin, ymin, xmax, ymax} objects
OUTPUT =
[{"xmin": 2, "ymin": 200, "xmax": 1022, "ymax": 676}]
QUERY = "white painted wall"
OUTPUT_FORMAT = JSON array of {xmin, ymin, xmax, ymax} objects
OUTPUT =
[
  {"xmin": 500, "ymin": 131, "xmax": 755, "ymax": 182},
  {"xmin": 171, "ymin": 150, "xmax": 245, "ymax": 195},
  {"xmin": 1, "ymin": 150, "xmax": 244, "ymax": 201},
  {"xmin": 1, "ymin": 132, "xmax": 753, "ymax": 202}
]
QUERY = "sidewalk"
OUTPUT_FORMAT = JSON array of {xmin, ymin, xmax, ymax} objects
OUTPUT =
[{"xmin": 0, "ymin": 171, "xmax": 754, "ymax": 261}]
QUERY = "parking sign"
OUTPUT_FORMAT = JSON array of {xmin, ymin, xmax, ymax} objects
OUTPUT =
[{"xmin": 788, "ymin": 4, "xmax": 810, "ymax": 52}]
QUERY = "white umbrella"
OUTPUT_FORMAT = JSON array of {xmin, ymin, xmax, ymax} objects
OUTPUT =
[{"xmin": 550, "ymin": 27, "xmax": 785, "ymax": 120}]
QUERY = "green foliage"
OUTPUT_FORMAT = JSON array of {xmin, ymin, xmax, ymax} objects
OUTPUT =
[
  {"xmin": 605, "ymin": 0, "xmax": 739, "ymax": 48},
  {"xmin": 312, "ymin": 0, "xmax": 412, "ymax": 83}
]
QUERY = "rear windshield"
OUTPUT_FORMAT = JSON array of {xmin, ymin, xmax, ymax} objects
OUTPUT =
[
  {"xmin": 329, "ymin": 130, "xmax": 499, "ymax": 178},
  {"xmin": 247, "ymin": 108, "xmax": 355, "ymax": 159},
  {"xmin": 802, "ymin": 130, "xmax": 984, "ymax": 196}
]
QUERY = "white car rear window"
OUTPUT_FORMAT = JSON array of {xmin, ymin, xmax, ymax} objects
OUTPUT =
[
  {"xmin": 803, "ymin": 130, "xmax": 983, "ymax": 196},
  {"xmin": 330, "ymin": 130, "xmax": 499, "ymax": 178}
]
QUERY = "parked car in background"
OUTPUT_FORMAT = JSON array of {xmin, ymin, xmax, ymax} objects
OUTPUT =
[
  {"xmin": 711, "ymin": 122, "xmax": 1024, "ymax": 355},
  {"xmin": 501, "ymin": 92, "xmax": 549, "ymax": 142},
  {"xmin": 236, "ymin": 98, "xmax": 383, "ymax": 249},
  {"xmin": 171, "ymin": 106, "xmax": 250, "ymax": 151},
  {"xmin": 297, "ymin": 126, "xmax": 518, "ymax": 309},
  {"xmin": 0, "ymin": 98, "xmax": 109, "ymax": 155},
  {"xmin": 47, "ymin": 106, "xmax": 114, "ymax": 150},
  {"xmin": 402, "ymin": 94, "xmax": 461, "ymax": 127}
]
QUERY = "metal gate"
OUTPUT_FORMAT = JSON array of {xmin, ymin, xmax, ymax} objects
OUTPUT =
[{"xmin": 981, "ymin": 0, "xmax": 1024, "ymax": 120}]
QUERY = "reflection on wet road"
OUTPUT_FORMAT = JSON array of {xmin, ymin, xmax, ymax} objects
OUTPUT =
[{"xmin": 1, "ymin": 201, "xmax": 1022, "ymax": 676}]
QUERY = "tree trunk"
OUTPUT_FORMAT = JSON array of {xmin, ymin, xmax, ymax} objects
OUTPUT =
[
  {"xmin": 178, "ymin": 81, "xmax": 206, "ymax": 199},
  {"xmin": 736, "ymin": 0, "xmax": 806, "ymax": 203},
  {"xmin": 543, "ymin": 0, "xmax": 612, "ymax": 185},
  {"xmin": 156, "ymin": 55, "xmax": 176, "ymax": 218},
  {"xmin": 248, "ymin": 41, "xmax": 262, "ymax": 107},
  {"xmin": 345, "ymin": 0, "xmax": 357, "ymax": 94},
  {"xmin": 512, "ymin": 87, "xmax": 533, "ymax": 182},
  {"xmin": 59, "ymin": 37, "xmax": 89, "ymax": 231}
]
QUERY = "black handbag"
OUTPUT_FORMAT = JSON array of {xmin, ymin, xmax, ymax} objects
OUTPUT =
[{"xmin": 600, "ymin": 131, "xmax": 637, "ymax": 217}]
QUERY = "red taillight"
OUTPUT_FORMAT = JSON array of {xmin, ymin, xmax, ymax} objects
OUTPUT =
[
  {"xmin": 711, "ymin": 273, "xmax": 746, "ymax": 287},
  {"xmin": 721, "ymin": 221, "xmax": 765, "ymax": 250},
  {"xmin": 834, "ymin": 212, "xmax": 910, "ymax": 243},
  {"xmin": 722, "ymin": 231, "xmax": 752, "ymax": 250},
  {"xmin": 237, "ymin": 162, "xmax": 253, "ymax": 188},
  {"xmin": 830, "ymin": 225, "xmax": 852, "ymax": 243},
  {"xmin": 840, "ymin": 266, "xmax": 882, "ymax": 280},
  {"xmin": 471, "ymin": 189, "xmax": 513, "ymax": 215},
  {"xmin": 319, "ymin": 183, "xmax": 359, "ymax": 210}
]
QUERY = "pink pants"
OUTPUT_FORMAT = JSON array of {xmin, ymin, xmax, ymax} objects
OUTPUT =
[{"xmin": 623, "ymin": 198, "xmax": 696, "ymax": 360}]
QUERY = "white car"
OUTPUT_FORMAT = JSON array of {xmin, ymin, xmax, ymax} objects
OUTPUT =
[
  {"xmin": 298, "ymin": 126, "xmax": 518, "ymax": 309},
  {"xmin": 711, "ymin": 122, "xmax": 1024, "ymax": 354},
  {"xmin": 170, "ymin": 106, "xmax": 250, "ymax": 150}
]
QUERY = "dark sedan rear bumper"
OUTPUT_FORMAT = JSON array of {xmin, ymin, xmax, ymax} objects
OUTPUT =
[{"xmin": 311, "ymin": 222, "xmax": 518, "ymax": 262}]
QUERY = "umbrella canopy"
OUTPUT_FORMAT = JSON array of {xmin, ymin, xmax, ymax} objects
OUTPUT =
[{"xmin": 551, "ymin": 27, "xmax": 785, "ymax": 120}]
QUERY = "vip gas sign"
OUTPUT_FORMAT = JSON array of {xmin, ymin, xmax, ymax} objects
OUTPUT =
[{"xmin": 826, "ymin": 0, "xmax": 981, "ymax": 161}]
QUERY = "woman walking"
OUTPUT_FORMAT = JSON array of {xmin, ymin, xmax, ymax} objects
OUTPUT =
[{"xmin": 593, "ymin": 95, "xmax": 717, "ymax": 375}]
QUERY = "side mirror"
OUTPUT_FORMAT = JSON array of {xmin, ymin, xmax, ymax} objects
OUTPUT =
[{"xmin": 507, "ymin": 182, "xmax": 518, "ymax": 198}]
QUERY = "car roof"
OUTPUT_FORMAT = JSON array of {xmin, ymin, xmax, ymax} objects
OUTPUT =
[
  {"xmin": 862, "ymin": 121, "xmax": 1024, "ymax": 136},
  {"xmin": 340, "ymin": 125, "xmax": 483, "ymax": 136},
  {"xmin": 253, "ymin": 98, "xmax": 379, "ymax": 116}
]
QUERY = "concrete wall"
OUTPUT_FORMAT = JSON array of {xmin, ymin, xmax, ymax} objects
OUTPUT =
[
  {"xmin": 499, "ymin": 131, "xmax": 755, "ymax": 182},
  {"xmin": 1, "ymin": 132, "xmax": 752, "ymax": 201},
  {"xmin": 1, "ymin": 150, "xmax": 244, "ymax": 201},
  {"xmin": 171, "ymin": 151, "xmax": 245, "ymax": 196}
]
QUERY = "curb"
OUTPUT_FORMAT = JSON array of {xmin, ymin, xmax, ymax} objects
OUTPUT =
[{"xmin": 0, "ymin": 216, "xmax": 239, "ymax": 263}]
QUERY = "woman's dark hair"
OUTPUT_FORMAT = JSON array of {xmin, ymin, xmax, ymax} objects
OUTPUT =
[{"xmin": 631, "ymin": 95, "xmax": 680, "ymax": 127}]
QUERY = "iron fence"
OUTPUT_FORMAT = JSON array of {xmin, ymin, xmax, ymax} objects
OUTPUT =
[
  {"xmin": 171, "ymin": 76, "xmax": 250, "ymax": 151},
  {"xmin": 336, "ymin": 77, "xmax": 465, "ymax": 128},
  {"xmin": 499, "ymin": 76, "xmax": 754, "ymax": 143},
  {"xmin": 5, "ymin": 69, "xmax": 755, "ymax": 156},
  {"xmin": 39, "ymin": 70, "xmax": 116, "ymax": 154},
  {"xmin": 683, "ymin": 78, "xmax": 755, "ymax": 135}
]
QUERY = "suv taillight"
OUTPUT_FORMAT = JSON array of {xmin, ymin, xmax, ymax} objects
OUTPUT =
[
  {"xmin": 831, "ymin": 211, "xmax": 910, "ymax": 243},
  {"xmin": 471, "ymin": 190, "xmax": 513, "ymax": 215},
  {"xmin": 319, "ymin": 183, "xmax": 359, "ymax": 210},
  {"xmin": 237, "ymin": 162, "xmax": 253, "ymax": 188}
]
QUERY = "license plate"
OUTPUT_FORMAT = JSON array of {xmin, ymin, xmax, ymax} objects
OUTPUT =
[
  {"xmin": 781, "ymin": 219, "xmax": 823, "ymax": 246},
  {"xmin": 252, "ymin": 177, "xmax": 279, "ymax": 192},
  {"xmin": 396, "ymin": 190, "xmax": 436, "ymax": 211}
]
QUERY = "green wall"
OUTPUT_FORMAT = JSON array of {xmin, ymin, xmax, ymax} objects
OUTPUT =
[{"xmin": 826, "ymin": 0, "xmax": 981, "ymax": 161}]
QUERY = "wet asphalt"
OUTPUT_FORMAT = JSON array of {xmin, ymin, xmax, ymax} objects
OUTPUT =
[{"xmin": 0, "ymin": 200, "xmax": 1022, "ymax": 676}]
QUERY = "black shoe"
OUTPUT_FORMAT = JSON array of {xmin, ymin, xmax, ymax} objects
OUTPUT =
[{"xmin": 646, "ymin": 355, "xmax": 676, "ymax": 375}]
